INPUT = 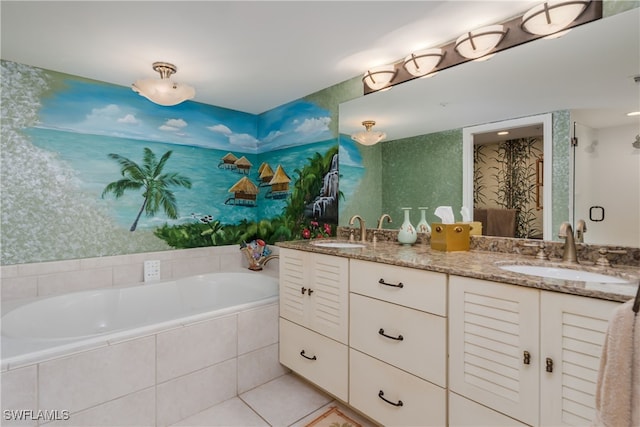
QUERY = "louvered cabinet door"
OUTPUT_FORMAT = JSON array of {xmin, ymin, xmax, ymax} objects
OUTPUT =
[
  {"xmin": 449, "ymin": 276, "xmax": 540, "ymax": 426},
  {"xmin": 539, "ymin": 291, "xmax": 620, "ymax": 427},
  {"xmin": 279, "ymin": 248, "xmax": 308, "ymax": 326},
  {"xmin": 307, "ymin": 253, "xmax": 349, "ymax": 344}
]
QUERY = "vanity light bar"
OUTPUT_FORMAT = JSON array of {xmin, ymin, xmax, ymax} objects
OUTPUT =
[{"xmin": 363, "ymin": 0, "xmax": 601, "ymax": 94}]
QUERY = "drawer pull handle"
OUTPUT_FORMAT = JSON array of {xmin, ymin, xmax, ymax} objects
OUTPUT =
[
  {"xmin": 378, "ymin": 278, "xmax": 404, "ymax": 288},
  {"xmin": 300, "ymin": 350, "xmax": 317, "ymax": 361},
  {"xmin": 378, "ymin": 390, "xmax": 403, "ymax": 407},
  {"xmin": 379, "ymin": 328, "xmax": 404, "ymax": 341}
]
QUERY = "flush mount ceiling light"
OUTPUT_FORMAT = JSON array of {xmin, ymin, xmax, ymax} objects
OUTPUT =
[
  {"xmin": 403, "ymin": 48, "xmax": 445, "ymax": 77},
  {"xmin": 362, "ymin": 65, "xmax": 397, "ymax": 91},
  {"xmin": 454, "ymin": 25, "xmax": 507, "ymax": 60},
  {"xmin": 522, "ymin": 0, "xmax": 590, "ymax": 36},
  {"xmin": 351, "ymin": 120, "xmax": 386, "ymax": 146},
  {"xmin": 132, "ymin": 62, "xmax": 196, "ymax": 106}
]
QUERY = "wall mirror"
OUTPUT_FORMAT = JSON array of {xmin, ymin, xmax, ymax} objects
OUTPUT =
[{"xmin": 339, "ymin": 7, "xmax": 639, "ymax": 246}]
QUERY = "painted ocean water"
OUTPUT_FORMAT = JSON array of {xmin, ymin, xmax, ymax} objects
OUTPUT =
[{"xmin": 26, "ymin": 127, "xmax": 339, "ymax": 230}]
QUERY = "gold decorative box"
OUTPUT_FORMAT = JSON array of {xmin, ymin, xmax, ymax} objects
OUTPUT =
[
  {"xmin": 459, "ymin": 221, "xmax": 482, "ymax": 236},
  {"xmin": 430, "ymin": 223, "xmax": 470, "ymax": 252}
]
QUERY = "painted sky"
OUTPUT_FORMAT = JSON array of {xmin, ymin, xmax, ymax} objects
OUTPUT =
[{"xmin": 35, "ymin": 73, "xmax": 333, "ymax": 153}]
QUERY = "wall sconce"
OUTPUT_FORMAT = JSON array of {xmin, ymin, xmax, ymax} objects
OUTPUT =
[
  {"xmin": 351, "ymin": 120, "xmax": 386, "ymax": 146},
  {"xmin": 132, "ymin": 62, "xmax": 196, "ymax": 106},
  {"xmin": 362, "ymin": 65, "xmax": 397, "ymax": 91},
  {"xmin": 522, "ymin": 0, "xmax": 591, "ymax": 36},
  {"xmin": 403, "ymin": 48, "xmax": 445, "ymax": 77},
  {"xmin": 455, "ymin": 25, "xmax": 507, "ymax": 60}
]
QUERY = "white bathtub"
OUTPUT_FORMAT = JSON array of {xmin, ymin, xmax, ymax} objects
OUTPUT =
[{"xmin": 1, "ymin": 272, "xmax": 279, "ymax": 368}]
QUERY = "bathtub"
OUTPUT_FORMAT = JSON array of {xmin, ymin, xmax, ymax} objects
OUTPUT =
[{"xmin": 1, "ymin": 271, "xmax": 279, "ymax": 368}]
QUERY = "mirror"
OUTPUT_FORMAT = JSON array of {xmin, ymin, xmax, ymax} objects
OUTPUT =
[{"xmin": 339, "ymin": 8, "xmax": 639, "ymax": 246}]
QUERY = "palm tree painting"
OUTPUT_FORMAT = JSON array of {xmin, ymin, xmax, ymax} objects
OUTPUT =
[{"xmin": 102, "ymin": 147, "xmax": 192, "ymax": 231}]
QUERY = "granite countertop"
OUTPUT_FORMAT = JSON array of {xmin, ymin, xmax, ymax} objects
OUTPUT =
[{"xmin": 276, "ymin": 239, "xmax": 640, "ymax": 303}]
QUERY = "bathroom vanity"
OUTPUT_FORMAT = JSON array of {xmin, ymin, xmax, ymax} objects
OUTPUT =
[{"xmin": 276, "ymin": 239, "xmax": 638, "ymax": 426}]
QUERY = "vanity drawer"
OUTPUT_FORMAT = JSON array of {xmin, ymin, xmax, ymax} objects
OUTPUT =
[
  {"xmin": 349, "ymin": 259, "xmax": 447, "ymax": 315},
  {"xmin": 279, "ymin": 318, "xmax": 348, "ymax": 401},
  {"xmin": 350, "ymin": 293, "xmax": 446, "ymax": 386},
  {"xmin": 349, "ymin": 348, "xmax": 446, "ymax": 427}
]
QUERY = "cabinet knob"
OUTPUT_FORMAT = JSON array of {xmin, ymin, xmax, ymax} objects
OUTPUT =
[
  {"xmin": 308, "ymin": 288, "xmax": 314, "ymax": 295},
  {"xmin": 378, "ymin": 390, "xmax": 403, "ymax": 407},
  {"xmin": 546, "ymin": 357, "xmax": 554, "ymax": 373},
  {"xmin": 523, "ymin": 351, "xmax": 531, "ymax": 365},
  {"xmin": 301, "ymin": 287, "xmax": 307, "ymax": 295}
]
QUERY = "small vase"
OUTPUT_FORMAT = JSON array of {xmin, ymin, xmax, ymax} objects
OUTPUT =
[
  {"xmin": 416, "ymin": 207, "xmax": 431, "ymax": 234},
  {"xmin": 397, "ymin": 207, "xmax": 417, "ymax": 245}
]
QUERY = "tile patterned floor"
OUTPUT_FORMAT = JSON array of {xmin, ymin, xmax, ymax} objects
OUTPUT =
[{"xmin": 171, "ymin": 373, "xmax": 375, "ymax": 427}]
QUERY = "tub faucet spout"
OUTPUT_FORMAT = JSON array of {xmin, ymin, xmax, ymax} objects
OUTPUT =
[{"xmin": 241, "ymin": 247, "xmax": 279, "ymax": 271}]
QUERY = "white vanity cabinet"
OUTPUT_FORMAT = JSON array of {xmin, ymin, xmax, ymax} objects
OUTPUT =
[
  {"xmin": 348, "ymin": 259, "xmax": 448, "ymax": 426},
  {"xmin": 278, "ymin": 248, "xmax": 349, "ymax": 401},
  {"xmin": 449, "ymin": 275, "xmax": 620, "ymax": 427}
]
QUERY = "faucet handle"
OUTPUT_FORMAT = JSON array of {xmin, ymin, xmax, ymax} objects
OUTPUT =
[
  {"xmin": 523, "ymin": 241, "xmax": 548, "ymax": 260},
  {"xmin": 596, "ymin": 248, "xmax": 627, "ymax": 267}
]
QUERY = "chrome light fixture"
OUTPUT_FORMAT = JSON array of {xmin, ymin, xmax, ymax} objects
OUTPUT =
[
  {"xmin": 132, "ymin": 62, "xmax": 196, "ymax": 106},
  {"xmin": 403, "ymin": 48, "xmax": 444, "ymax": 77},
  {"xmin": 454, "ymin": 25, "xmax": 507, "ymax": 60},
  {"xmin": 362, "ymin": 65, "xmax": 397, "ymax": 91},
  {"xmin": 522, "ymin": 0, "xmax": 590, "ymax": 36},
  {"xmin": 351, "ymin": 120, "xmax": 386, "ymax": 146}
]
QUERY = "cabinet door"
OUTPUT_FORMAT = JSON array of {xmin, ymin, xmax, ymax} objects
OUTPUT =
[
  {"xmin": 279, "ymin": 318, "xmax": 348, "ymax": 401},
  {"xmin": 539, "ymin": 291, "xmax": 620, "ymax": 426},
  {"xmin": 308, "ymin": 253, "xmax": 349, "ymax": 344},
  {"xmin": 350, "ymin": 348, "xmax": 446, "ymax": 427},
  {"xmin": 449, "ymin": 276, "xmax": 540, "ymax": 426},
  {"xmin": 350, "ymin": 293, "xmax": 446, "ymax": 387},
  {"xmin": 279, "ymin": 248, "xmax": 307, "ymax": 326},
  {"xmin": 279, "ymin": 249, "xmax": 349, "ymax": 344}
]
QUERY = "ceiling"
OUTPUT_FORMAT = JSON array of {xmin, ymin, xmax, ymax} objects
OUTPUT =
[{"xmin": 1, "ymin": 0, "xmax": 543, "ymax": 114}]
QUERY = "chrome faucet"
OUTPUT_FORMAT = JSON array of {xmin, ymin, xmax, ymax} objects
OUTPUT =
[
  {"xmin": 373, "ymin": 214, "xmax": 392, "ymax": 243},
  {"xmin": 558, "ymin": 222, "xmax": 579, "ymax": 264},
  {"xmin": 349, "ymin": 214, "xmax": 367, "ymax": 243},
  {"xmin": 575, "ymin": 219, "xmax": 587, "ymax": 243}
]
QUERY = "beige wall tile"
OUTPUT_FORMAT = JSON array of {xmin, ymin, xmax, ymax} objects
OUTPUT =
[
  {"xmin": 238, "ymin": 303, "xmax": 279, "ymax": 355},
  {"xmin": 237, "ymin": 344, "xmax": 289, "ymax": 394},
  {"xmin": 39, "ymin": 337, "xmax": 155, "ymax": 413},
  {"xmin": 1, "ymin": 276, "xmax": 38, "ymax": 300},
  {"xmin": 1, "ymin": 366, "xmax": 37, "ymax": 427},
  {"xmin": 157, "ymin": 315, "xmax": 237, "ymax": 383}
]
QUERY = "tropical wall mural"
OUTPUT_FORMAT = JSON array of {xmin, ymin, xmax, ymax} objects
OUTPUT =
[{"xmin": 0, "ymin": 60, "xmax": 339, "ymax": 265}]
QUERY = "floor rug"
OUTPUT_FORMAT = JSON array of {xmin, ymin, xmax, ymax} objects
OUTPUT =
[{"xmin": 305, "ymin": 406, "xmax": 362, "ymax": 427}]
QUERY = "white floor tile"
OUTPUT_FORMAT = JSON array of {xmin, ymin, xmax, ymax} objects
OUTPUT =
[
  {"xmin": 170, "ymin": 397, "xmax": 268, "ymax": 427},
  {"xmin": 240, "ymin": 374, "xmax": 332, "ymax": 427}
]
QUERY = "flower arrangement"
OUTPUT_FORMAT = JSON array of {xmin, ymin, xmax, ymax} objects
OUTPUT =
[{"xmin": 301, "ymin": 220, "xmax": 332, "ymax": 239}]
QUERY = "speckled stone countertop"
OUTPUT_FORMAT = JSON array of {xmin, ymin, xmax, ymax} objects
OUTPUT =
[{"xmin": 276, "ymin": 238, "xmax": 640, "ymax": 303}]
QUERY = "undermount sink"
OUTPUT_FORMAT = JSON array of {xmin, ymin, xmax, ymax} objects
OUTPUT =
[
  {"xmin": 311, "ymin": 241, "xmax": 365, "ymax": 249},
  {"xmin": 498, "ymin": 264, "xmax": 631, "ymax": 284}
]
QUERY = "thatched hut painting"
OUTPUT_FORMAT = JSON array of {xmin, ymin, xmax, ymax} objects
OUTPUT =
[
  {"xmin": 267, "ymin": 165, "xmax": 291, "ymax": 199},
  {"xmin": 234, "ymin": 156, "xmax": 252, "ymax": 175},
  {"xmin": 218, "ymin": 152, "xmax": 238, "ymax": 169},
  {"xmin": 258, "ymin": 162, "xmax": 275, "ymax": 185},
  {"xmin": 226, "ymin": 176, "xmax": 259, "ymax": 206}
]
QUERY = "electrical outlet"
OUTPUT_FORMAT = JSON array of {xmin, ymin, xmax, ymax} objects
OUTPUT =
[{"xmin": 144, "ymin": 260, "xmax": 161, "ymax": 282}]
